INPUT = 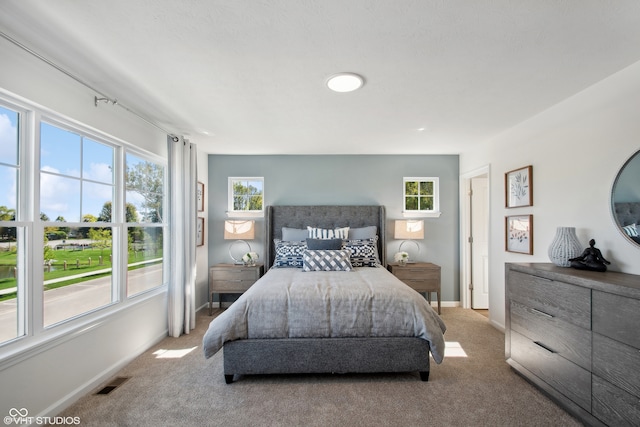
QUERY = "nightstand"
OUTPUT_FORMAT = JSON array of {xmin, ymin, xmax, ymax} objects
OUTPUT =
[
  {"xmin": 388, "ymin": 262, "xmax": 441, "ymax": 314},
  {"xmin": 209, "ymin": 263, "xmax": 263, "ymax": 315}
]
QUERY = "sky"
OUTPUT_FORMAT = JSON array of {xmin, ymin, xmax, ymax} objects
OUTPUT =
[{"xmin": 0, "ymin": 105, "xmax": 158, "ymax": 223}]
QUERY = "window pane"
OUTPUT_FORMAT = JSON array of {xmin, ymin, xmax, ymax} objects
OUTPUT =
[
  {"xmin": 0, "ymin": 167, "xmax": 17, "ymax": 220},
  {"xmin": 420, "ymin": 181, "xmax": 433, "ymax": 195},
  {"xmin": 40, "ymin": 173, "xmax": 81, "ymax": 222},
  {"xmin": 419, "ymin": 197, "xmax": 434, "ymax": 211},
  {"xmin": 43, "ymin": 227, "xmax": 114, "ymax": 327},
  {"xmin": 0, "ymin": 106, "xmax": 19, "ymax": 166},
  {"xmin": 40, "ymin": 122, "xmax": 81, "ymax": 177},
  {"xmin": 83, "ymin": 139, "xmax": 113, "ymax": 184},
  {"xmin": 405, "ymin": 196, "xmax": 418, "ymax": 210},
  {"xmin": 83, "ymin": 181, "xmax": 113, "ymax": 221},
  {"xmin": 126, "ymin": 154, "xmax": 164, "ymax": 223},
  {"xmin": 405, "ymin": 181, "xmax": 418, "ymax": 196},
  {"xmin": 127, "ymin": 227, "xmax": 163, "ymax": 296},
  {"xmin": 0, "ymin": 227, "xmax": 20, "ymax": 344}
]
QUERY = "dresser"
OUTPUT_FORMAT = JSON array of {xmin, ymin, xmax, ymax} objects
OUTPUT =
[
  {"xmin": 388, "ymin": 262, "xmax": 441, "ymax": 314},
  {"xmin": 506, "ymin": 263, "xmax": 640, "ymax": 426},
  {"xmin": 209, "ymin": 263, "xmax": 263, "ymax": 314}
]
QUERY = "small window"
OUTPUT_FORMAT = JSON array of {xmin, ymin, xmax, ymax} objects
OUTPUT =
[
  {"xmin": 228, "ymin": 177, "xmax": 264, "ymax": 216},
  {"xmin": 403, "ymin": 177, "xmax": 440, "ymax": 217}
]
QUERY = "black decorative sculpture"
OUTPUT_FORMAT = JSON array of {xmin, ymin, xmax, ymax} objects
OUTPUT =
[{"xmin": 569, "ymin": 239, "xmax": 611, "ymax": 272}]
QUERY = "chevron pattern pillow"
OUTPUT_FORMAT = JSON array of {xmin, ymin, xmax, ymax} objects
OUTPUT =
[{"xmin": 302, "ymin": 249, "xmax": 353, "ymax": 272}]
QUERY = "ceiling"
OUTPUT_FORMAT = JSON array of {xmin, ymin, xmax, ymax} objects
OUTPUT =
[{"xmin": 2, "ymin": 1, "xmax": 640, "ymax": 155}]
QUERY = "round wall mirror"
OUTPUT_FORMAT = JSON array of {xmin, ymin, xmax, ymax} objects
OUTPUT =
[{"xmin": 611, "ymin": 150, "xmax": 640, "ymax": 246}]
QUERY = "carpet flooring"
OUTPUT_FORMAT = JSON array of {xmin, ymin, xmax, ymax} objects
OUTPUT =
[{"xmin": 58, "ymin": 307, "xmax": 581, "ymax": 426}]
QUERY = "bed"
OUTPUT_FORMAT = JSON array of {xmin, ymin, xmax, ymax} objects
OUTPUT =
[{"xmin": 203, "ymin": 205, "xmax": 446, "ymax": 383}]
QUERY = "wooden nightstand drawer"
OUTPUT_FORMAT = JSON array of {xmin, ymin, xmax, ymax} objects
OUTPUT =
[
  {"xmin": 209, "ymin": 264, "xmax": 263, "ymax": 314},
  {"xmin": 211, "ymin": 267, "xmax": 260, "ymax": 282}
]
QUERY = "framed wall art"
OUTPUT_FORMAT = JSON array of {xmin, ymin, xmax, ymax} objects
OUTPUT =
[
  {"xmin": 197, "ymin": 181, "xmax": 205, "ymax": 212},
  {"xmin": 505, "ymin": 215, "xmax": 533, "ymax": 254},
  {"xmin": 197, "ymin": 217, "xmax": 205, "ymax": 246},
  {"xmin": 505, "ymin": 165, "xmax": 532, "ymax": 208}
]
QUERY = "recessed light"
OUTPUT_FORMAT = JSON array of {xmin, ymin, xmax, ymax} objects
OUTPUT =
[{"xmin": 326, "ymin": 73, "xmax": 365, "ymax": 93}]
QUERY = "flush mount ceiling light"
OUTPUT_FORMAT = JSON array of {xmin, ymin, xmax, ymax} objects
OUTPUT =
[{"xmin": 326, "ymin": 72, "xmax": 365, "ymax": 92}]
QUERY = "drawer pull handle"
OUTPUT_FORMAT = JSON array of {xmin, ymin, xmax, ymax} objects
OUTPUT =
[
  {"xmin": 532, "ymin": 275, "xmax": 553, "ymax": 282},
  {"xmin": 534, "ymin": 341, "xmax": 556, "ymax": 354},
  {"xmin": 530, "ymin": 308, "xmax": 554, "ymax": 319}
]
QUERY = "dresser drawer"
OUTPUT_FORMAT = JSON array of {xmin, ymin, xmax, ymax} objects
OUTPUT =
[
  {"xmin": 510, "ymin": 330, "xmax": 591, "ymax": 411},
  {"xmin": 593, "ymin": 375, "xmax": 640, "ymax": 427},
  {"xmin": 593, "ymin": 290, "xmax": 640, "ymax": 349},
  {"xmin": 510, "ymin": 300, "xmax": 591, "ymax": 370},
  {"xmin": 593, "ymin": 333, "xmax": 640, "ymax": 398},
  {"xmin": 507, "ymin": 270, "xmax": 591, "ymax": 329}
]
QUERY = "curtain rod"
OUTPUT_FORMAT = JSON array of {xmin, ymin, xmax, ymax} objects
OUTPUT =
[{"xmin": 1, "ymin": 30, "xmax": 179, "ymax": 139}]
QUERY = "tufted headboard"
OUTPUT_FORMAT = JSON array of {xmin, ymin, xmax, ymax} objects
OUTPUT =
[
  {"xmin": 614, "ymin": 202, "xmax": 640, "ymax": 243},
  {"xmin": 264, "ymin": 205, "xmax": 386, "ymax": 271},
  {"xmin": 614, "ymin": 202, "xmax": 640, "ymax": 227}
]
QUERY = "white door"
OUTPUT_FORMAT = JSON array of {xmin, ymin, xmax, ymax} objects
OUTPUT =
[{"xmin": 471, "ymin": 176, "xmax": 489, "ymax": 309}]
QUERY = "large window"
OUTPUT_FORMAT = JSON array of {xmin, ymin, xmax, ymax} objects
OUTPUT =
[
  {"xmin": 0, "ymin": 105, "xmax": 21, "ymax": 344},
  {"xmin": 0, "ymin": 94, "xmax": 167, "ymax": 348}
]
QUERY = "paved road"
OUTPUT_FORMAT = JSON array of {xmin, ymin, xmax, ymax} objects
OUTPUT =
[{"xmin": 0, "ymin": 264, "xmax": 163, "ymax": 343}]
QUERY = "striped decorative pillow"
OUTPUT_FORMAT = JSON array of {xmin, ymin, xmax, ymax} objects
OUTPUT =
[
  {"xmin": 307, "ymin": 226, "xmax": 349, "ymax": 240},
  {"xmin": 622, "ymin": 223, "xmax": 639, "ymax": 237},
  {"xmin": 302, "ymin": 249, "xmax": 353, "ymax": 272}
]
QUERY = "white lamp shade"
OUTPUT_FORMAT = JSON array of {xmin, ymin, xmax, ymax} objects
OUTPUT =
[
  {"xmin": 394, "ymin": 220, "xmax": 424, "ymax": 240},
  {"xmin": 224, "ymin": 220, "xmax": 255, "ymax": 240}
]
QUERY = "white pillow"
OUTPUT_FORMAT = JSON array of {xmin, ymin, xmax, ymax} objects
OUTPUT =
[{"xmin": 307, "ymin": 226, "xmax": 349, "ymax": 240}]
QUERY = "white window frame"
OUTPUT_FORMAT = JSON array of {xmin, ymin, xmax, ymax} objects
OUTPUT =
[
  {"xmin": 0, "ymin": 90, "xmax": 168, "ymax": 363},
  {"xmin": 227, "ymin": 177, "xmax": 264, "ymax": 218},
  {"xmin": 402, "ymin": 176, "xmax": 441, "ymax": 218}
]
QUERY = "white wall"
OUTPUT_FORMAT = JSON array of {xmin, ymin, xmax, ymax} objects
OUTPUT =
[
  {"xmin": 460, "ymin": 59, "xmax": 640, "ymax": 330},
  {"xmin": 0, "ymin": 36, "xmax": 170, "ymax": 417}
]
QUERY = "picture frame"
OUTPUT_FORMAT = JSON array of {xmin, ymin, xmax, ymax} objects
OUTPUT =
[
  {"xmin": 197, "ymin": 181, "xmax": 205, "ymax": 212},
  {"xmin": 197, "ymin": 217, "xmax": 205, "ymax": 246},
  {"xmin": 505, "ymin": 215, "xmax": 533, "ymax": 254},
  {"xmin": 505, "ymin": 165, "xmax": 532, "ymax": 208}
]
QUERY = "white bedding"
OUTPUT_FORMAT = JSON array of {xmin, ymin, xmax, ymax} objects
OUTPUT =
[{"xmin": 202, "ymin": 266, "xmax": 447, "ymax": 363}]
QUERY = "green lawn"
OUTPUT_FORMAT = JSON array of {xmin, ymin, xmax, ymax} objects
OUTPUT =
[{"xmin": 0, "ymin": 246, "xmax": 163, "ymax": 299}]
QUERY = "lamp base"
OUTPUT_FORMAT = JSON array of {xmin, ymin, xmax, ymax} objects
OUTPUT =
[{"xmin": 229, "ymin": 240, "xmax": 252, "ymax": 264}]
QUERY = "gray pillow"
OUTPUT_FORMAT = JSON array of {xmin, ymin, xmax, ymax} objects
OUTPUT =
[
  {"xmin": 306, "ymin": 238, "xmax": 343, "ymax": 250},
  {"xmin": 282, "ymin": 227, "xmax": 308, "ymax": 241},
  {"xmin": 349, "ymin": 226, "xmax": 377, "ymax": 240}
]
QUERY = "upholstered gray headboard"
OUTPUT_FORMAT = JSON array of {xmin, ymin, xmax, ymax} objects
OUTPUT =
[
  {"xmin": 614, "ymin": 202, "xmax": 640, "ymax": 227},
  {"xmin": 264, "ymin": 205, "xmax": 386, "ymax": 271}
]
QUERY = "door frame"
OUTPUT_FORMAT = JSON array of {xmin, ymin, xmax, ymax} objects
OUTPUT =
[{"xmin": 459, "ymin": 164, "xmax": 491, "ymax": 309}]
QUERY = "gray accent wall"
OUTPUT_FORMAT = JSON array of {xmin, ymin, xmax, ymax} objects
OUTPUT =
[{"xmin": 207, "ymin": 154, "xmax": 460, "ymax": 302}]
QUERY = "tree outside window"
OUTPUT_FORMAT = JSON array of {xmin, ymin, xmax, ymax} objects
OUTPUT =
[
  {"xmin": 229, "ymin": 177, "xmax": 263, "ymax": 214},
  {"xmin": 403, "ymin": 177, "xmax": 439, "ymax": 215}
]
